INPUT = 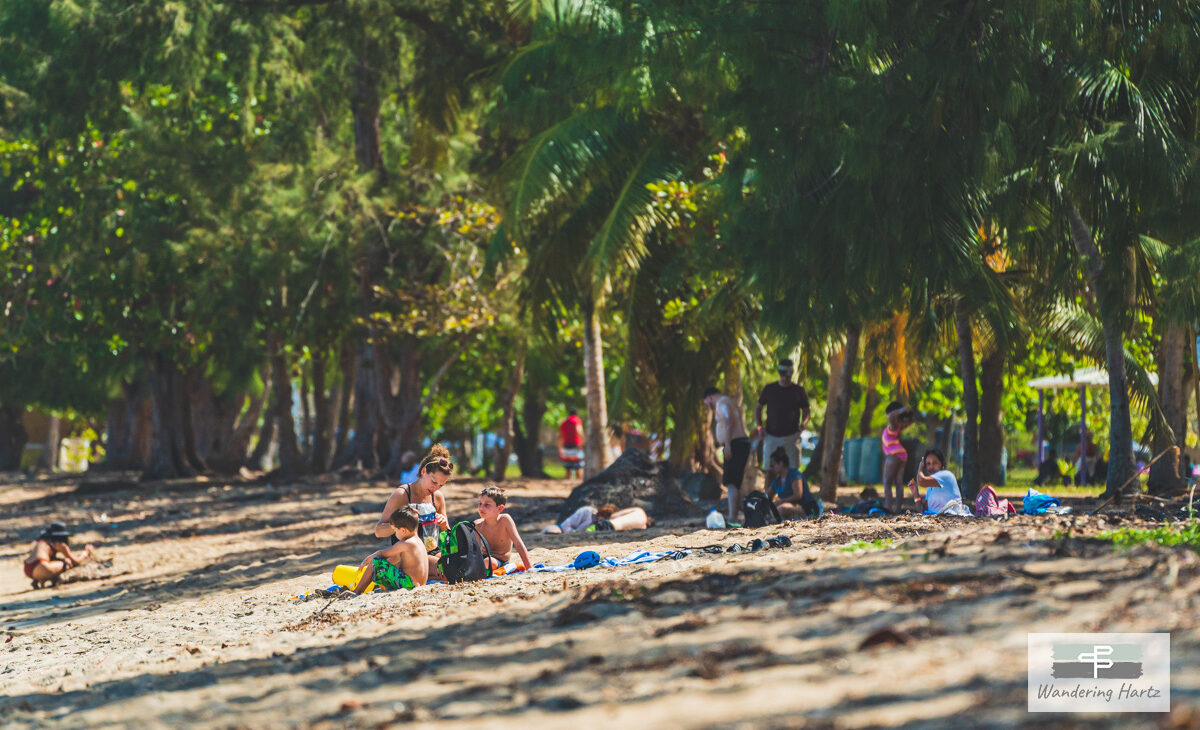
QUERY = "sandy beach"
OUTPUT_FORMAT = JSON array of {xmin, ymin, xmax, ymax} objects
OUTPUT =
[{"xmin": 1, "ymin": 473, "xmax": 1197, "ymax": 728}]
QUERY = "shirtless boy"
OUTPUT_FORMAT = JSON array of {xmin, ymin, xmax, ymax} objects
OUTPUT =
[
  {"xmin": 353, "ymin": 506, "xmax": 429, "ymax": 593},
  {"xmin": 473, "ymin": 485, "xmax": 532, "ymax": 572}
]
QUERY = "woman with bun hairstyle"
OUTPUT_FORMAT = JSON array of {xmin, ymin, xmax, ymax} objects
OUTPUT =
[{"xmin": 374, "ymin": 444, "xmax": 454, "ymax": 542}]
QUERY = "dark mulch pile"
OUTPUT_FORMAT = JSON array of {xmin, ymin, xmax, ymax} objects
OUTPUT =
[{"xmin": 558, "ymin": 448, "xmax": 700, "ymax": 521}]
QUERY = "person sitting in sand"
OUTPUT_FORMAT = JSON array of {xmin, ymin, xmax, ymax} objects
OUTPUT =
[
  {"xmin": 23, "ymin": 522, "xmax": 97, "ymax": 589},
  {"xmin": 354, "ymin": 506, "xmax": 429, "ymax": 593},
  {"xmin": 375, "ymin": 444, "xmax": 453, "ymax": 542},
  {"xmin": 472, "ymin": 485, "xmax": 533, "ymax": 572},
  {"xmin": 541, "ymin": 504, "xmax": 651, "ymax": 533},
  {"xmin": 907, "ymin": 448, "xmax": 962, "ymax": 513},
  {"xmin": 765, "ymin": 446, "xmax": 822, "ymax": 518}
]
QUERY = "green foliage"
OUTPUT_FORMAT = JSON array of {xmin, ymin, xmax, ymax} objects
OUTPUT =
[
  {"xmin": 1098, "ymin": 521, "xmax": 1200, "ymax": 553},
  {"xmin": 839, "ymin": 538, "xmax": 894, "ymax": 553}
]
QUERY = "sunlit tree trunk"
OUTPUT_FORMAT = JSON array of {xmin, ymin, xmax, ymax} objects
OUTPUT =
[
  {"xmin": 821, "ymin": 324, "xmax": 860, "ymax": 501},
  {"xmin": 143, "ymin": 355, "xmax": 194, "ymax": 481},
  {"xmin": 582, "ymin": 296, "xmax": 609, "ymax": 479},
  {"xmin": 1068, "ymin": 203, "xmax": 1135, "ymax": 497},
  {"xmin": 1149, "ymin": 319, "xmax": 1187, "ymax": 494}
]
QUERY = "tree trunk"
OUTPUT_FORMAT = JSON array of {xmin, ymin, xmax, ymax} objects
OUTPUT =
[
  {"xmin": 858, "ymin": 371, "xmax": 879, "ymax": 437},
  {"xmin": 37, "ymin": 415, "xmax": 61, "ymax": 471},
  {"xmin": 516, "ymin": 381, "xmax": 547, "ymax": 477},
  {"xmin": 105, "ymin": 380, "xmax": 153, "ymax": 471},
  {"xmin": 102, "ymin": 397, "xmax": 129, "ymax": 470},
  {"xmin": 311, "ymin": 351, "xmax": 338, "ymax": 473},
  {"xmin": 189, "ymin": 376, "xmax": 220, "ymax": 463},
  {"xmin": 352, "ymin": 44, "xmax": 384, "ymax": 177},
  {"xmin": 335, "ymin": 340, "xmax": 378, "ymax": 470},
  {"xmin": 0, "ymin": 405, "xmax": 28, "ymax": 471},
  {"xmin": 299, "ymin": 363, "xmax": 313, "ymax": 462},
  {"xmin": 582, "ymin": 297, "xmax": 609, "ymax": 478},
  {"xmin": 333, "ymin": 344, "xmax": 355, "ymax": 463},
  {"xmin": 247, "ymin": 403, "xmax": 276, "ymax": 472},
  {"xmin": 1067, "ymin": 203, "xmax": 1135, "ymax": 497},
  {"xmin": 954, "ymin": 303, "xmax": 980, "ymax": 501},
  {"xmin": 1148, "ymin": 319, "xmax": 1187, "ymax": 494},
  {"xmin": 491, "ymin": 345, "xmax": 526, "ymax": 482},
  {"xmin": 978, "ymin": 347, "xmax": 1006, "ymax": 485},
  {"xmin": 208, "ymin": 387, "xmax": 265, "ymax": 474},
  {"xmin": 820, "ymin": 324, "xmax": 860, "ymax": 501},
  {"xmin": 270, "ymin": 334, "xmax": 307, "ymax": 478},
  {"xmin": 179, "ymin": 370, "xmax": 208, "ymax": 473},
  {"xmin": 143, "ymin": 356, "xmax": 194, "ymax": 481}
]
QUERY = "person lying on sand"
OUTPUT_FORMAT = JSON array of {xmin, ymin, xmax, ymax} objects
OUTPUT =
[
  {"xmin": 907, "ymin": 448, "xmax": 962, "ymax": 513},
  {"xmin": 354, "ymin": 506, "xmax": 428, "ymax": 593},
  {"xmin": 472, "ymin": 485, "xmax": 532, "ymax": 572},
  {"xmin": 375, "ymin": 444, "xmax": 453, "ymax": 544},
  {"xmin": 23, "ymin": 522, "xmax": 97, "ymax": 589},
  {"xmin": 541, "ymin": 504, "xmax": 651, "ymax": 533}
]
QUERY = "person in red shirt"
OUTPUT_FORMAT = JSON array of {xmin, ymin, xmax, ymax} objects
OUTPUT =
[{"xmin": 559, "ymin": 408, "xmax": 585, "ymax": 479}]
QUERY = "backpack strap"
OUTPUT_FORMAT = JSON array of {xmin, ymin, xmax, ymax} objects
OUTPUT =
[{"xmin": 464, "ymin": 521, "xmax": 495, "ymax": 577}]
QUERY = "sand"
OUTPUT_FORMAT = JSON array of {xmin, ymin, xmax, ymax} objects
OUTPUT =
[{"xmin": 1, "ymin": 473, "xmax": 1197, "ymax": 729}]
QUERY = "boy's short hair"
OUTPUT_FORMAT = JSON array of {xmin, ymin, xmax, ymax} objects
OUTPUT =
[
  {"xmin": 480, "ymin": 484, "xmax": 507, "ymax": 507},
  {"xmin": 390, "ymin": 505, "xmax": 419, "ymax": 531},
  {"xmin": 702, "ymin": 386, "xmax": 721, "ymax": 399}
]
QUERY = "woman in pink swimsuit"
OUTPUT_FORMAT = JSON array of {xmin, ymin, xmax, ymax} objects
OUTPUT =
[{"xmin": 881, "ymin": 402, "xmax": 914, "ymax": 512}]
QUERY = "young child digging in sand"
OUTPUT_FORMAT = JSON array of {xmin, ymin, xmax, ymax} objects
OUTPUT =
[
  {"xmin": 353, "ymin": 506, "xmax": 429, "ymax": 593},
  {"xmin": 473, "ymin": 485, "xmax": 532, "ymax": 573},
  {"xmin": 23, "ymin": 522, "xmax": 97, "ymax": 589}
]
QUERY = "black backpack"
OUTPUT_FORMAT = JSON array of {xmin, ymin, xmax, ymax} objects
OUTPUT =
[
  {"xmin": 742, "ymin": 490, "xmax": 782, "ymax": 528},
  {"xmin": 437, "ymin": 521, "xmax": 493, "ymax": 584}
]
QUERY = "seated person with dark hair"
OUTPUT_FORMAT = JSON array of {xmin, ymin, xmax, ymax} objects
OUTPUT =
[
  {"xmin": 765, "ymin": 446, "xmax": 821, "ymax": 518},
  {"xmin": 1033, "ymin": 448, "xmax": 1068, "ymax": 487}
]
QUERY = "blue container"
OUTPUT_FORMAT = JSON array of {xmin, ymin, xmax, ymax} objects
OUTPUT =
[
  {"xmin": 858, "ymin": 436, "xmax": 883, "ymax": 484},
  {"xmin": 843, "ymin": 437, "xmax": 863, "ymax": 483}
]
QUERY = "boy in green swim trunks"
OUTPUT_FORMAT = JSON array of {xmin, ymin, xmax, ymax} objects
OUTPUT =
[{"xmin": 353, "ymin": 506, "xmax": 429, "ymax": 593}]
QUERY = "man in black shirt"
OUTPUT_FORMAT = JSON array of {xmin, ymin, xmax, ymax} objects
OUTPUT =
[{"xmin": 755, "ymin": 359, "xmax": 810, "ymax": 470}]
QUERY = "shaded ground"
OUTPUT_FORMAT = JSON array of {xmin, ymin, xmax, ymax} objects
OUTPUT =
[{"xmin": 1, "ymin": 473, "xmax": 1197, "ymax": 728}]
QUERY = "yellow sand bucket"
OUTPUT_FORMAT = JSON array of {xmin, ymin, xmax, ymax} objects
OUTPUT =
[{"xmin": 332, "ymin": 564, "xmax": 377, "ymax": 593}]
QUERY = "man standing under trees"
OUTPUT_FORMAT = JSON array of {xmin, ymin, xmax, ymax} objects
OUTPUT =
[
  {"xmin": 755, "ymin": 359, "xmax": 810, "ymax": 471},
  {"xmin": 704, "ymin": 387, "xmax": 751, "ymax": 522},
  {"xmin": 558, "ymin": 407, "xmax": 585, "ymax": 480}
]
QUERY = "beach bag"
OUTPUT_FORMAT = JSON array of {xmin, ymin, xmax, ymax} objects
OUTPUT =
[
  {"xmin": 1021, "ymin": 488, "xmax": 1061, "ymax": 515},
  {"xmin": 975, "ymin": 485, "xmax": 1017, "ymax": 517},
  {"xmin": 437, "ymin": 521, "xmax": 493, "ymax": 584},
  {"xmin": 741, "ymin": 491, "xmax": 782, "ymax": 528}
]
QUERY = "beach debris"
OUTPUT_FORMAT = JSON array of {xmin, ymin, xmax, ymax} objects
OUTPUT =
[
  {"xmin": 559, "ymin": 448, "xmax": 698, "ymax": 522},
  {"xmin": 858, "ymin": 626, "xmax": 911, "ymax": 650}
]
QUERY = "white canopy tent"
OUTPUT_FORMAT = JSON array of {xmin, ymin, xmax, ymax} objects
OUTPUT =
[{"xmin": 1025, "ymin": 366, "xmax": 1158, "ymax": 469}]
